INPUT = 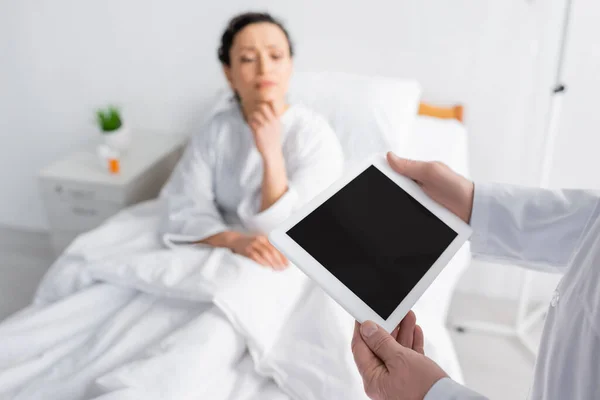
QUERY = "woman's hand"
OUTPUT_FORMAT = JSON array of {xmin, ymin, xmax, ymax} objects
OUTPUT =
[
  {"xmin": 230, "ymin": 233, "xmax": 289, "ymax": 270},
  {"xmin": 248, "ymin": 102, "xmax": 284, "ymax": 161},
  {"xmin": 247, "ymin": 101, "xmax": 289, "ymax": 211},
  {"xmin": 202, "ymin": 231, "xmax": 289, "ymax": 270},
  {"xmin": 202, "ymin": 231, "xmax": 288, "ymax": 271},
  {"xmin": 231, "ymin": 234, "xmax": 289, "ymax": 270}
]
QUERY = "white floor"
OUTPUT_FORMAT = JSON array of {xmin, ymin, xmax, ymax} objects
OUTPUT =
[
  {"xmin": 448, "ymin": 294, "xmax": 541, "ymax": 399},
  {"xmin": 0, "ymin": 226, "xmax": 541, "ymax": 399},
  {"xmin": 0, "ymin": 226, "xmax": 55, "ymax": 320}
]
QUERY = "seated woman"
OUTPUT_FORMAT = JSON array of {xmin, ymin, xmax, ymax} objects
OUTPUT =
[{"xmin": 159, "ymin": 12, "xmax": 344, "ymax": 268}]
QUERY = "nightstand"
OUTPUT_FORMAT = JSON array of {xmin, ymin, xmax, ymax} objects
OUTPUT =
[{"xmin": 39, "ymin": 134, "xmax": 187, "ymax": 256}]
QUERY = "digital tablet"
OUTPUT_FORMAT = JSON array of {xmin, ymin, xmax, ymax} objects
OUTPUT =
[{"xmin": 269, "ymin": 153, "xmax": 472, "ymax": 332}]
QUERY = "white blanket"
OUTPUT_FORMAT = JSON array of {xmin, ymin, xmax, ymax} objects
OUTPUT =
[
  {"xmin": 0, "ymin": 195, "xmax": 467, "ymax": 399},
  {"xmin": 0, "ymin": 199, "xmax": 370, "ymax": 400}
]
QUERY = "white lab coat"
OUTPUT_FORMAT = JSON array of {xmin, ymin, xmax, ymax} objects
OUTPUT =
[
  {"xmin": 425, "ymin": 183, "xmax": 600, "ymax": 400},
  {"xmin": 158, "ymin": 102, "xmax": 344, "ymax": 245}
]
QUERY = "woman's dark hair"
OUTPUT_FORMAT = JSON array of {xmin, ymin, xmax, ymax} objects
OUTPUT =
[{"xmin": 217, "ymin": 12, "xmax": 294, "ymax": 66}]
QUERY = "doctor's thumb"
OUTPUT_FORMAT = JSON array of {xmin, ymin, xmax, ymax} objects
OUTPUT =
[
  {"xmin": 360, "ymin": 321, "xmax": 404, "ymax": 365},
  {"xmin": 386, "ymin": 152, "xmax": 427, "ymax": 182}
]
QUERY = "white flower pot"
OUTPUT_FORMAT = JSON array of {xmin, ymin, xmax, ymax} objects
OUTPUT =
[{"xmin": 102, "ymin": 125, "xmax": 131, "ymax": 153}]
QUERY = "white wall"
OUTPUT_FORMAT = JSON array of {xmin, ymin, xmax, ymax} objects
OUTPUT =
[
  {"xmin": 1, "ymin": 0, "xmax": 569, "ymax": 300},
  {"xmin": 549, "ymin": 0, "xmax": 600, "ymax": 191},
  {"xmin": 0, "ymin": 1, "xmax": 231, "ymax": 230}
]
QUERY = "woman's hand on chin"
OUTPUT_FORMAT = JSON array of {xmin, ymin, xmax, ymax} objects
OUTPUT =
[{"xmin": 248, "ymin": 101, "xmax": 284, "ymax": 162}]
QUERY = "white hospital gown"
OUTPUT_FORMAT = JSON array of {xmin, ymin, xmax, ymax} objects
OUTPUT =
[{"xmin": 158, "ymin": 102, "xmax": 344, "ymax": 245}]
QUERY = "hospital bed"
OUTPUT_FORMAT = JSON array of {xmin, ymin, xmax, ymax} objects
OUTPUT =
[{"xmin": 0, "ymin": 73, "xmax": 472, "ymax": 399}]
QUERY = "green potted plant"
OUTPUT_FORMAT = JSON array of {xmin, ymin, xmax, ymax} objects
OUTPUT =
[{"xmin": 96, "ymin": 105, "xmax": 131, "ymax": 152}]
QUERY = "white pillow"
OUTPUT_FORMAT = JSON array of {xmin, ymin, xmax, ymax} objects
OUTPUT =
[{"xmin": 287, "ymin": 71, "xmax": 422, "ymax": 166}]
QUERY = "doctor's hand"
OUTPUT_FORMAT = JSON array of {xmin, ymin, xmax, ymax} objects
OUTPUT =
[
  {"xmin": 248, "ymin": 102, "xmax": 283, "ymax": 161},
  {"xmin": 386, "ymin": 152, "xmax": 474, "ymax": 224},
  {"xmin": 352, "ymin": 313, "xmax": 448, "ymax": 400}
]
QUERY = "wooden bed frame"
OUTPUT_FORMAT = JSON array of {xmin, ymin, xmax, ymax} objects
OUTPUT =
[{"xmin": 418, "ymin": 102, "xmax": 464, "ymax": 123}]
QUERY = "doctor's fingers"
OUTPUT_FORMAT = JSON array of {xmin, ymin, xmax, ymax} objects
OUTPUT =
[
  {"xmin": 352, "ymin": 321, "xmax": 386, "ymax": 382},
  {"xmin": 397, "ymin": 311, "xmax": 417, "ymax": 349},
  {"xmin": 394, "ymin": 311, "xmax": 425, "ymax": 355},
  {"xmin": 413, "ymin": 325, "xmax": 425, "ymax": 355},
  {"xmin": 359, "ymin": 321, "xmax": 408, "ymax": 368},
  {"xmin": 386, "ymin": 152, "xmax": 441, "ymax": 185}
]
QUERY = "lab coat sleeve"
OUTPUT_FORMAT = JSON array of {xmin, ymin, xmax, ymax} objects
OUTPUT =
[
  {"xmin": 424, "ymin": 378, "xmax": 488, "ymax": 400},
  {"xmin": 158, "ymin": 125, "xmax": 229, "ymax": 246},
  {"xmin": 470, "ymin": 182, "xmax": 600, "ymax": 272},
  {"xmin": 237, "ymin": 115, "xmax": 344, "ymax": 234}
]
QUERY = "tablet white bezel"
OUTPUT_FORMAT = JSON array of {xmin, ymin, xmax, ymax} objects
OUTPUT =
[{"xmin": 269, "ymin": 153, "xmax": 472, "ymax": 332}]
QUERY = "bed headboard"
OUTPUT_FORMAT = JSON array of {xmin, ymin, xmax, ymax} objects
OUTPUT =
[{"xmin": 418, "ymin": 102, "xmax": 464, "ymax": 123}]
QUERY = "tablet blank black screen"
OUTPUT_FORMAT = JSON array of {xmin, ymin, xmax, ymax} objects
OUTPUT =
[{"xmin": 286, "ymin": 166, "xmax": 458, "ymax": 320}]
